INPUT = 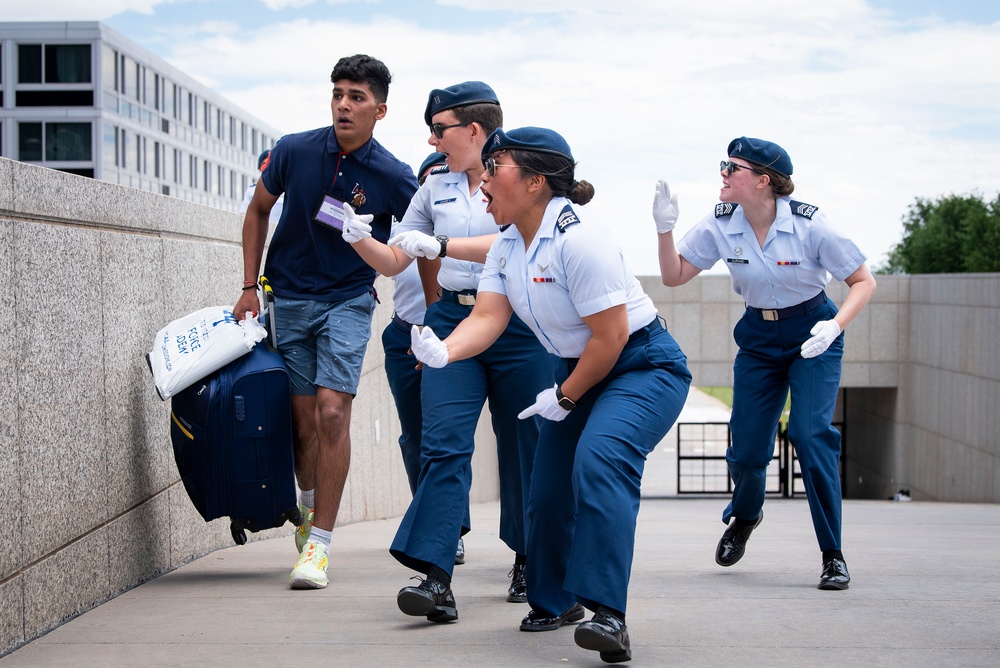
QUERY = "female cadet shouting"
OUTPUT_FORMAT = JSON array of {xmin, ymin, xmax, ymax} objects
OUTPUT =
[
  {"xmin": 410, "ymin": 127, "xmax": 692, "ymax": 664},
  {"xmin": 341, "ymin": 82, "xmax": 553, "ymax": 617},
  {"xmin": 652, "ymin": 137, "xmax": 876, "ymax": 590}
]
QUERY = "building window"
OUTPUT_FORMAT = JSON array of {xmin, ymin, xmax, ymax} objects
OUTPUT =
[
  {"xmin": 19, "ymin": 122, "xmax": 43, "ymax": 160},
  {"xmin": 18, "ymin": 45, "xmax": 42, "ymax": 83},
  {"xmin": 19, "ymin": 43, "xmax": 92, "ymax": 85},
  {"xmin": 49, "ymin": 45, "xmax": 92, "ymax": 83},
  {"xmin": 120, "ymin": 128, "xmax": 128, "ymax": 169},
  {"xmin": 17, "ymin": 121, "xmax": 92, "ymax": 162},
  {"xmin": 103, "ymin": 123, "xmax": 118, "ymax": 169},
  {"xmin": 47, "ymin": 123, "xmax": 91, "ymax": 161},
  {"xmin": 103, "ymin": 45, "xmax": 117, "ymax": 92}
]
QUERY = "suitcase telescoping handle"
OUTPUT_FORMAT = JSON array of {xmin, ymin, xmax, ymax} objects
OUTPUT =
[{"xmin": 258, "ymin": 275, "xmax": 278, "ymax": 350}]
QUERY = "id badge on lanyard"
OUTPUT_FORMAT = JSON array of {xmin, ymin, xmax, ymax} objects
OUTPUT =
[{"xmin": 314, "ymin": 192, "xmax": 348, "ymax": 232}]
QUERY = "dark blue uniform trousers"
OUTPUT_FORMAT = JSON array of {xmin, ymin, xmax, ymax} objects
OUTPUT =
[
  {"xmin": 725, "ymin": 294, "xmax": 845, "ymax": 551},
  {"xmin": 390, "ymin": 299, "xmax": 554, "ymax": 576},
  {"xmin": 526, "ymin": 321, "xmax": 691, "ymax": 617},
  {"xmin": 382, "ymin": 316, "xmax": 423, "ymax": 494}
]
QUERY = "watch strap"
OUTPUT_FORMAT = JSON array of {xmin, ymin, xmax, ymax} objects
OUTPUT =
[{"xmin": 555, "ymin": 386, "xmax": 576, "ymax": 410}]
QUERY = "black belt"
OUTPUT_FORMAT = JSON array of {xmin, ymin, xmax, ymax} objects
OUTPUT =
[
  {"xmin": 391, "ymin": 312, "xmax": 413, "ymax": 330},
  {"xmin": 440, "ymin": 288, "xmax": 477, "ymax": 306},
  {"xmin": 628, "ymin": 316, "xmax": 667, "ymax": 343},
  {"xmin": 746, "ymin": 292, "xmax": 825, "ymax": 321}
]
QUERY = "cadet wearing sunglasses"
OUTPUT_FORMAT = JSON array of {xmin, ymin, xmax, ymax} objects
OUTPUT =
[
  {"xmin": 341, "ymin": 81, "xmax": 555, "ymax": 622},
  {"xmin": 651, "ymin": 136, "xmax": 876, "ymax": 592},
  {"xmin": 411, "ymin": 126, "xmax": 691, "ymax": 664},
  {"xmin": 430, "ymin": 121, "xmax": 472, "ymax": 138}
]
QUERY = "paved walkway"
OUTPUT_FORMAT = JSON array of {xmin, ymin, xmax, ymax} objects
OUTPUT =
[{"xmin": 3, "ymin": 497, "xmax": 999, "ymax": 667}]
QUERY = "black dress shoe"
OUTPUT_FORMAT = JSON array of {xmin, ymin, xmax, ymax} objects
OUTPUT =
[
  {"xmin": 715, "ymin": 510, "xmax": 763, "ymax": 567},
  {"xmin": 454, "ymin": 538, "xmax": 465, "ymax": 565},
  {"xmin": 507, "ymin": 563, "xmax": 527, "ymax": 603},
  {"xmin": 520, "ymin": 603, "xmax": 585, "ymax": 632},
  {"xmin": 575, "ymin": 611, "xmax": 631, "ymax": 663},
  {"xmin": 818, "ymin": 558, "xmax": 850, "ymax": 590},
  {"xmin": 397, "ymin": 576, "xmax": 458, "ymax": 622}
]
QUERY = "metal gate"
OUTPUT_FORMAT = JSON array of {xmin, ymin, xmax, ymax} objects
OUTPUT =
[{"xmin": 676, "ymin": 391, "xmax": 846, "ymax": 497}]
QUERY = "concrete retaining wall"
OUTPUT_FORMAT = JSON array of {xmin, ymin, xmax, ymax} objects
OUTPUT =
[
  {"xmin": 642, "ymin": 271, "xmax": 1000, "ymax": 503},
  {"xmin": 0, "ymin": 157, "xmax": 498, "ymax": 655}
]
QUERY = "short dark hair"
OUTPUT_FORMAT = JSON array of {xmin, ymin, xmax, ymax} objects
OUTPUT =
[
  {"xmin": 508, "ymin": 150, "xmax": 595, "ymax": 205},
  {"xmin": 330, "ymin": 54, "xmax": 392, "ymax": 103},
  {"xmin": 449, "ymin": 102, "xmax": 503, "ymax": 136}
]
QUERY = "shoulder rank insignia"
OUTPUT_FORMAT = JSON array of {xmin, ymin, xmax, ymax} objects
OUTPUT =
[
  {"xmin": 789, "ymin": 200, "xmax": 819, "ymax": 219},
  {"xmin": 430, "ymin": 164, "xmax": 449, "ymax": 176},
  {"xmin": 715, "ymin": 202, "xmax": 737, "ymax": 218},
  {"xmin": 556, "ymin": 204, "xmax": 581, "ymax": 233}
]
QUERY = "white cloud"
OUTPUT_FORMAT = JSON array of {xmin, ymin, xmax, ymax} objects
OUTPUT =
[
  {"xmin": 0, "ymin": 0, "xmax": 172, "ymax": 20},
  {"xmin": 261, "ymin": 0, "xmax": 318, "ymax": 9}
]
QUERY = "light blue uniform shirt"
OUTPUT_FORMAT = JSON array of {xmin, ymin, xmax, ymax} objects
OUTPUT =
[
  {"xmin": 389, "ymin": 261, "xmax": 426, "ymax": 326},
  {"xmin": 478, "ymin": 197, "xmax": 658, "ymax": 359},
  {"xmin": 676, "ymin": 197, "xmax": 866, "ymax": 309},
  {"xmin": 393, "ymin": 170, "xmax": 495, "ymax": 293}
]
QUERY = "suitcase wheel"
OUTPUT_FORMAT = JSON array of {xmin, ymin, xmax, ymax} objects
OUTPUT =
[
  {"xmin": 280, "ymin": 505, "xmax": 305, "ymax": 527},
  {"xmin": 230, "ymin": 518, "xmax": 260, "ymax": 545}
]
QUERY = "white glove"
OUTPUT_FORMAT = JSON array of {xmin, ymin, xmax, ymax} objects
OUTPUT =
[
  {"xmin": 410, "ymin": 325, "xmax": 449, "ymax": 368},
  {"xmin": 800, "ymin": 320, "xmax": 841, "ymax": 358},
  {"xmin": 388, "ymin": 230, "xmax": 442, "ymax": 259},
  {"xmin": 652, "ymin": 179, "xmax": 679, "ymax": 234},
  {"xmin": 341, "ymin": 202, "xmax": 374, "ymax": 244},
  {"xmin": 517, "ymin": 385, "xmax": 572, "ymax": 422}
]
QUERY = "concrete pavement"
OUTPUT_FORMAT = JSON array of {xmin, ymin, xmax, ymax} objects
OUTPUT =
[{"xmin": 3, "ymin": 497, "xmax": 999, "ymax": 667}]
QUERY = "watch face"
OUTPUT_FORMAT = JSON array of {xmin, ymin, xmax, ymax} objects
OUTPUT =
[{"xmin": 558, "ymin": 397, "xmax": 575, "ymax": 410}]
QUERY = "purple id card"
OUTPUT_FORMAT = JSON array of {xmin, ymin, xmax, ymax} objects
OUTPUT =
[{"xmin": 314, "ymin": 194, "xmax": 347, "ymax": 231}]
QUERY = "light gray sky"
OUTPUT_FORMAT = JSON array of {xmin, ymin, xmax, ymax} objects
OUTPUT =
[{"xmin": 8, "ymin": 0, "xmax": 1000, "ymax": 275}]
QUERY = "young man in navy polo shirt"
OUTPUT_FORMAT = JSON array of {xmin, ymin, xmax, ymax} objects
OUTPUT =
[{"xmin": 234, "ymin": 54, "xmax": 418, "ymax": 590}]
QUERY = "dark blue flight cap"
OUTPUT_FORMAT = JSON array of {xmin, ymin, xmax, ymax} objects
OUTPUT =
[
  {"xmin": 481, "ymin": 127, "xmax": 575, "ymax": 163},
  {"xmin": 424, "ymin": 81, "xmax": 500, "ymax": 126},
  {"xmin": 727, "ymin": 137, "xmax": 793, "ymax": 177},
  {"xmin": 257, "ymin": 149, "xmax": 271, "ymax": 170},
  {"xmin": 417, "ymin": 151, "xmax": 447, "ymax": 179}
]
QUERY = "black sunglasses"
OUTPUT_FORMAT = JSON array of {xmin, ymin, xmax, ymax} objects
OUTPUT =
[
  {"xmin": 429, "ymin": 122, "xmax": 472, "ymax": 139},
  {"xmin": 483, "ymin": 156, "xmax": 520, "ymax": 177},
  {"xmin": 720, "ymin": 160, "xmax": 763, "ymax": 176}
]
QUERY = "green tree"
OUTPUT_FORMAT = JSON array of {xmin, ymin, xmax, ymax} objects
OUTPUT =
[{"xmin": 878, "ymin": 193, "xmax": 1000, "ymax": 274}]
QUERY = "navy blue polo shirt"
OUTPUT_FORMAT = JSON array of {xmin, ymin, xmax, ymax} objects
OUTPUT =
[{"xmin": 260, "ymin": 126, "xmax": 417, "ymax": 302}]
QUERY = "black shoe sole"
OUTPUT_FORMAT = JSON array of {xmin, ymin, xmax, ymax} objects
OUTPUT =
[
  {"xmin": 397, "ymin": 589, "xmax": 458, "ymax": 623},
  {"xmin": 574, "ymin": 625, "xmax": 632, "ymax": 663},
  {"xmin": 506, "ymin": 591, "xmax": 527, "ymax": 603},
  {"xmin": 818, "ymin": 580, "xmax": 850, "ymax": 591},
  {"xmin": 520, "ymin": 604, "xmax": 585, "ymax": 632}
]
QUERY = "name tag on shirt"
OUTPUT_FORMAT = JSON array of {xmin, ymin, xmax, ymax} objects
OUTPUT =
[
  {"xmin": 727, "ymin": 258, "xmax": 749, "ymax": 264},
  {"xmin": 433, "ymin": 198, "xmax": 457, "ymax": 205}
]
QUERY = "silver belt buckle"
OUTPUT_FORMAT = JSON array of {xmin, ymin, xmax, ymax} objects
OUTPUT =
[
  {"xmin": 762, "ymin": 309, "xmax": 779, "ymax": 321},
  {"xmin": 457, "ymin": 294, "xmax": 476, "ymax": 306}
]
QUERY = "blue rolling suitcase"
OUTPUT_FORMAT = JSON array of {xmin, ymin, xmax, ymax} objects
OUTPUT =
[{"xmin": 169, "ymin": 340, "xmax": 302, "ymax": 544}]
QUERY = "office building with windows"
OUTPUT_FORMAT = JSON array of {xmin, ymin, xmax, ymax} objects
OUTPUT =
[{"xmin": 0, "ymin": 21, "xmax": 284, "ymax": 212}]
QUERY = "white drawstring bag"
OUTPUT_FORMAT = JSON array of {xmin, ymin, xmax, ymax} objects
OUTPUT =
[{"xmin": 147, "ymin": 307, "xmax": 267, "ymax": 400}]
